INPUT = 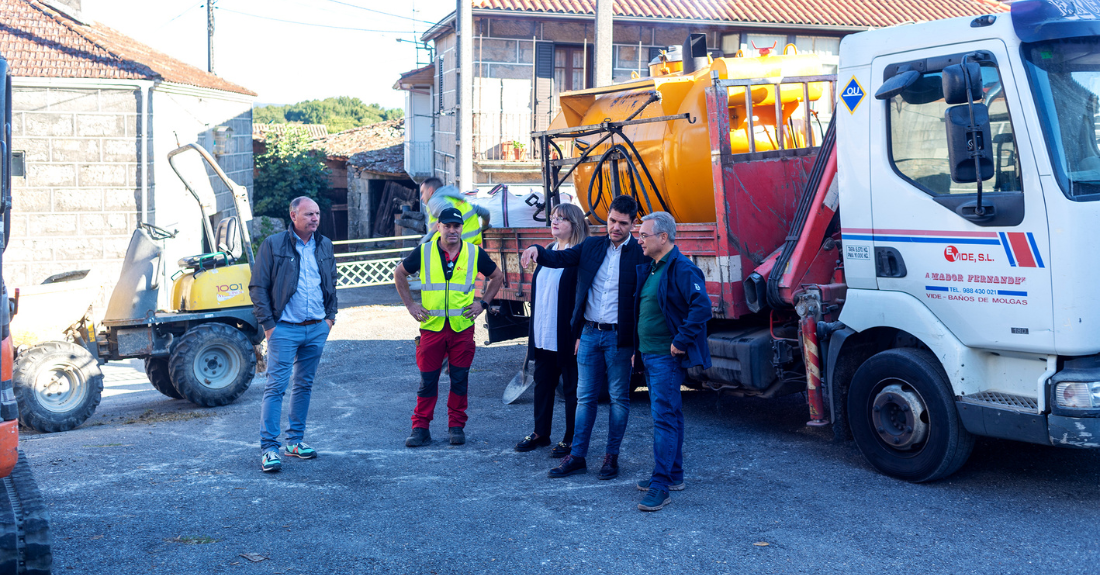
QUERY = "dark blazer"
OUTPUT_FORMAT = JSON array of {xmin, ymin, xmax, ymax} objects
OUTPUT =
[
  {"xmin": 536, "ymin": 234, "xmax": 649, "ymax": 348},
  {"xmin": 634, "ymin": 246, "xmax": 712, "ymax": 369},
  {"xmin": 526, "ymin": 243, "xmax": 580, "ymax": 357},
  {"xmin": 249, "ymin": 230, "xmax": 338, "ymax": 331}
]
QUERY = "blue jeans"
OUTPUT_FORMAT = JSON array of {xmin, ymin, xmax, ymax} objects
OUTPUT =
[
  {"xmin": 571, "ymin": 325, "xmax": 633, "ymax": 458},
  {"xmin": 260, "ymin": 321, "xmax": 330, "ymax": 453},
  {"xmin": 643, "ymin": 353, "xmax": 685, "ymax": 491}
]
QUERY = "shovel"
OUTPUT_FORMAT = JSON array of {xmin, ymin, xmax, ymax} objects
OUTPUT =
[{"xmin": 502, "ymin": 350, "xmax": 534, "ymax": 404}]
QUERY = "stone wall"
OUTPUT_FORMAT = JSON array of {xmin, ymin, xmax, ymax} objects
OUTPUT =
[{"xmin": 7, "ymin": 86, "xmax": 142, "ymax": 289}]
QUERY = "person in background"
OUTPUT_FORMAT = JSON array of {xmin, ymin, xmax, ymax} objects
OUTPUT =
[
  {"xmin": 515, "ymin": 204, "xmax": 589, "ymax": 456},
  {"xmin": 520, "ymin": 195, "xmax": 648, "ymax": 481},
  {"xmin": 419, "ymin": 177, "xmax": 490, "ymax": 246},
  {"xmin": 249, "ymin": 196, "xmax": 338, "ymax": 473},
  {"xmin": 633, "ymin": 211, "xmax": 711, "ymax": 512},
  {"xmin": 395, "ymin": 207, "xmax": 505, "ymax": 447}
]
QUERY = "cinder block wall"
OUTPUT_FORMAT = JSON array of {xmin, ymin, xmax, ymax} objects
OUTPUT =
[{"xmin": 8, "ymin": 86, "xmax": 142, "ymax": 290}]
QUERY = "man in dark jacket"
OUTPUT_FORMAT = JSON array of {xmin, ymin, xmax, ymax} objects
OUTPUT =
[
  {"xmin": 633, "ymin": 211, "xmax": 711, "ymax": 512},
  {"xmin": 520, "ymin": 195, "xmax": 649, "ymax": 480},
  {"xmin": 249, "ymin": 196, "xmax": 338, "ymax": 473}
]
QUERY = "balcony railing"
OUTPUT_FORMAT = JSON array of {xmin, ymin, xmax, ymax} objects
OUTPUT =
[
  {"xmin": 473, "ymin": 112, "xmax": 545, "ymax": 162},
  {"xmin": 405, "ymin": 141, "xmax": 433, "ymax": 178}
]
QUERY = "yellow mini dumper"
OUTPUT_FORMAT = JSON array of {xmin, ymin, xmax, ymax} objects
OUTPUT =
[{"xmin": 12, "ymin": 144, "xmax": 264, "ymax": 432}]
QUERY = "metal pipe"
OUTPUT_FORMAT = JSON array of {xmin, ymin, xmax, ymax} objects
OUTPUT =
[
  {"xmin": 745, "ymin": 85, "xmax": 756, "ymax": 154},
  {"xmin": 774, "ymin": 84, "xmax": 784, "ymax": 150}
]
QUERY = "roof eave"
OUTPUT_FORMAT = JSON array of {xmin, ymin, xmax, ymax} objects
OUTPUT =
[{"xmin": 420, "ymin": 8, "xmax": 881, "ymax": 39}]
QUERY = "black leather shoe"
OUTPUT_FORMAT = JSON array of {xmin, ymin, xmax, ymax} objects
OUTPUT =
[
  {"xmin": 548, "ymin": 455, "xmax": 587, "ymax": 478},
  {"xmin": 515, "ymin": 433, "xmax": 551, "ymax": 452},
  {"xmin": 597, "ymin": 454, "xmax": 619, "ymax": 480},
  {"xmin": 550, "ymin": 441, "xmax": 571, "ymax": 458}
]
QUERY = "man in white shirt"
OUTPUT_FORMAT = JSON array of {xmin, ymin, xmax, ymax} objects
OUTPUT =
[{"xmin": 521, "ymin": 195, "xmax": 649, "ymax": 480}]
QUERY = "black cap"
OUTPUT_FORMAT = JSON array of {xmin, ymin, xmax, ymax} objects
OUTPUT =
[{"xmin": 438, "ymin": 207, "xmax": 464, "ymax": 225}]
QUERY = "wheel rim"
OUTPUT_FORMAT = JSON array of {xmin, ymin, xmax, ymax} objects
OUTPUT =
[
  {"xmin": 191, "ymin": 341, "xmax": 243, "ymax": 390},
  {"xmin": 870, "ymin": 381, "xmax": 930, "ymax": 452},
  {"xmin": 33, "ymin": 359, "xmax": 89, "ymax": 413}
]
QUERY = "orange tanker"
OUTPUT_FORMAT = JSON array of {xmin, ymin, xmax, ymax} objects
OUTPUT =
[{"xmin": 551, "ymin": 42, "xmax": 827, "ymax": 223}]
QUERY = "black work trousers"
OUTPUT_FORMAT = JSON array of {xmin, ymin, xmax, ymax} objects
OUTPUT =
[{"xmin": 532, "ymin": 346, "xmax": 579, "ymax": 444}]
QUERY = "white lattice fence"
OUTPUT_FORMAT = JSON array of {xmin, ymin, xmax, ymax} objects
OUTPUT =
[{"xmin": 333, "ymin": 236, "xmax": 417, "ymax": 289}]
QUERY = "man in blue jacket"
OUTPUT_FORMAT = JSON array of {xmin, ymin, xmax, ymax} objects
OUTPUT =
[
  {"xmin": 633, "ymin": 211, "xmax": 711, "ymax": 512},
  {"xmin": 520, "ymin": 195, "xmax": 648, "ymax": 480}
]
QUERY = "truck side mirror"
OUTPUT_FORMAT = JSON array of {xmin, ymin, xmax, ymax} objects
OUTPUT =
[
  {"xmin": 875, "ymin": 70, "xmax": 919, "ymax": 100},
  {"xmin": 945, "ymin": 103, "xmax": 994, "ymax": 183},
  {"xmin": 941, "ymin": 62, "xmax": 982, "ymax": 105}
]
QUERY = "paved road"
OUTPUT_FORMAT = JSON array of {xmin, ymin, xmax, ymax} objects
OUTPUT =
[{"xmin": 22, "ymin": 287, "xmax": 1100, "ymax": 574}]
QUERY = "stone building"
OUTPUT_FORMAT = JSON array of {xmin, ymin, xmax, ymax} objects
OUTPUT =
[
  {"xmin": 397, "ymin": 0, "xmax": 1008, "ymax": 195},
  {"xmin": 0, "ymin": 0, "xmax": 255, "ymax": 296}
]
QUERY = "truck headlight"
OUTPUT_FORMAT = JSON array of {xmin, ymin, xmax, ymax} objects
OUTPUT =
[{"xmin": 1053, "ymin": 382, "xmax": 1100, "ymax": 409}]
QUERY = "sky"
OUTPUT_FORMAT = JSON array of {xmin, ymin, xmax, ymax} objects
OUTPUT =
[{"xmin": 81, "ymin": 0, "xmax": 458, "ymax": 108}]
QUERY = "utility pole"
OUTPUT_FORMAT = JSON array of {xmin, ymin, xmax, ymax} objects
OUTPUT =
[
  {"xmin": 207, "ymin": 0, "xmax": 215, "ymax": 74},
  {"xmin": 458, "ymin": 0, "xmax": 473, "ymax": 190},
  {"xmin": 594, "ymin": 0, "xmax": 613, "ymax": 87}
]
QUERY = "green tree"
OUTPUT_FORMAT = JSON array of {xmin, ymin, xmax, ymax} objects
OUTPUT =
[
  {"xmin": 253, "ymin": 128, "xmax": 330, "ymax": 225},
  {"xmin": 253, "ymin": 97, "xmax": 404, "ymax": 133}
]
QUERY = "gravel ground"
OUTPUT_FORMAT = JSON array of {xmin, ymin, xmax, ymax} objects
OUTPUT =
[{"xmin": 20, "ymin": 286, "xmax": 1100, "ymax": 574}]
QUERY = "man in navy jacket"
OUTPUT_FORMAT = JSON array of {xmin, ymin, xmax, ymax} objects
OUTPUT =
[
  {"xmin": 633, "ymin": 211, "xmax": 711, "ymax": 512},
  {"xmin": 521, "ymin": 195, "xmax": 649, "ymax": 480}
]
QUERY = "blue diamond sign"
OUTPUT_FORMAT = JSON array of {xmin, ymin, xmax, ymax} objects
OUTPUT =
[{"xmin": 840, "ymin": 76, "xmax": 865, "ymax": 114}]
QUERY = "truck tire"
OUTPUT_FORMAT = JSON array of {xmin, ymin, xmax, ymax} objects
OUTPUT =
[
  {"xmin": 143, "ymin": 358, "xmax": 183, "ymax": 400},
  {"xmin": 13, "ymin": 342, "xmax": 103, "ymax": 433},
  {"xmin": 168, "ymin": 323, "xmax": 255, "ymax": 407},
  {"xmin": 847, "ymin": 348, "xmax": 974, "ymax": 483},
  {"xmin": 0, "ymin": 451, "xmax": 52, "ymax": 575}
]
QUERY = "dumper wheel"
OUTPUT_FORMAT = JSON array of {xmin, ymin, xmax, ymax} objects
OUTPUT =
[
  {"xmin": 169, "ymin": 323, "xmax": 255, "ymax": 407},
  {"xmin": 143, "ymin": 358, "xmax": 183, "ymax": 400},
  {"xmin": 0, "ymin": 451, "xmax": 52, "ymax": 574},
  {"xmin": 13, "ymin": 342, "xmax": 103, "ymax": 433},
  {"xmin": 848, "ymin": 348, "xmax": 974, "ymax": 483}
]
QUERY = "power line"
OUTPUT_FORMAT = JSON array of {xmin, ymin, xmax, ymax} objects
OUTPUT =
[
  {"xmin": 313, "ymin": 0, "xmax": 436, "ymax": 25},
  {"xmin": 157, "ymin": 1, "xmax": 202, "ymax": 29},
  {"xmin": 216, "ymin": 7, "xmax": 419, "ymax": 33}
]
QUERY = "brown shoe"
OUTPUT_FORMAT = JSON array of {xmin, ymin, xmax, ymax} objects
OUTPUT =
[{"xmin": 597, "ymin": 454, "xmax": 619, "ymax": 480}]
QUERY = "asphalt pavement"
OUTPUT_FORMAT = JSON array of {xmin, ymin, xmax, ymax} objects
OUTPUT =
[{"xmin": 21, "ymin": 286, "xmax": 1100, "ymax": 574}]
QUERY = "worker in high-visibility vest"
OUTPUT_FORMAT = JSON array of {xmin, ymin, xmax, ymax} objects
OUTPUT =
[
  {"xmin": 395, "ymin": 206, "xmax": 505, "ymax": 448},
  {"xmin": 419, "ymin": 177, "xmax": 490, "ymax": 245}
]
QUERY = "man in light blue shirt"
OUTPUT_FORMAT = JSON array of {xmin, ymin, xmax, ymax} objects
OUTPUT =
[{"xmin": 249, "ymin": 196, "xmax": 338, "ymax": 473}]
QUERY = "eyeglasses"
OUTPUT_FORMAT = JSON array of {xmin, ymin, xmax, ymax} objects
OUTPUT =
[
  {"xmin": 638, "ymin": 232, "xmax": 666, "ymax": 241},
  {"xmin": 550, "ymin": 216, "xmax": 568, "ymax": 223}
]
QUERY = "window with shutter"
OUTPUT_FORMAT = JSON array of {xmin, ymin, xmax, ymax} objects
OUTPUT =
[{"xmin": 534, "ymin": 42, "xmax": 555, "ymax": 132}]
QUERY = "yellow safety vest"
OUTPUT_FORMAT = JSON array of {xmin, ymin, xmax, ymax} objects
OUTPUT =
[
  {"xmin": 420, "ymin": 238, "xmax": 479, "ymax": 332},
  {"xmin": 428, "ymin": 196, "xmax": 483, "ymax": 245}
]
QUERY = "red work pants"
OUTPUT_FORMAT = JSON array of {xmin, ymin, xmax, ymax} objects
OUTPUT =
[{"xmin": 412, "ymin": 322, "xmax": 476, "ymax": 429}]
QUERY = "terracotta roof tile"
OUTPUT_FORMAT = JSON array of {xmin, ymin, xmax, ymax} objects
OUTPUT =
[
  {"xmin": 472, "ymin": 0, "xmax": 1008, "ymax": 28},
  {"xmin": 0, "ymin": 0, "xmax": 255, "ymax": 95},
  {"xmin": 253, "ymin": 123, "xmax": 330, "ymax": 142},
  {"xmin": 327, "ymin": 119, "xmax": 407, "ymax": 177}
]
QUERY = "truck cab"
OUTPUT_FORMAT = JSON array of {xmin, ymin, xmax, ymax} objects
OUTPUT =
[{"xmin": 833, "ymin": 0, "xmax": 1100, "ymax": 478}]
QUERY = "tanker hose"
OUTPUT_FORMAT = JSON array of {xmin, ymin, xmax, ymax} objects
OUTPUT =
[
  {"xmin": 766, "ymin": 115, "xmax": 837, "ymax": 309},
  {"xmin": 586, "ymin": 140, "xmax": 670, "ymax": 224}
]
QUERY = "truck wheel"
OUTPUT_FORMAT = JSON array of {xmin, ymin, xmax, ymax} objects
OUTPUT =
[
  {"xmin": 848, "ymin": 348, "xmax": 974, "ymax": 482},
  {"xmin": 13, "ymin": 342, "xmax": 103, "ymax": 433},
  {"xmin": 168, "ymin": 323, "xmax": 255, "ymax": 407},
  {"xmin": 0, "ymin": 451, "xmax": 52, "ymax": 575},
  {"xmin": 143, "ymin": 358, "xmax": 183, "ymax": 400}
]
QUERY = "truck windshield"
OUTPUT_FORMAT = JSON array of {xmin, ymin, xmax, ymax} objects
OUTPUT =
[{"xmin": 1023, "ymin": 36, "xmax": 1100, "ymax": 200}]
